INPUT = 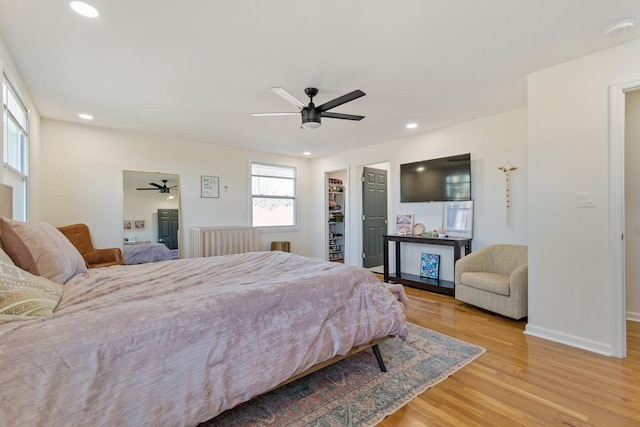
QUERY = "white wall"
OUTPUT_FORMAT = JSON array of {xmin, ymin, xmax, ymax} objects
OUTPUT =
[
  {"xmin": 625, "ymin": 89, "xmax": 640, "ymax": 321},
  {"xmin": 526, "ymin": 37, "xmax": 640, "ymax": 355},
  {"xmin": 38, "ymin": 120, "xmax": 313, "ymax": 257},
  {"xmin": 310, "ymin": 107, "xmax": 528, "ymax": 281}
]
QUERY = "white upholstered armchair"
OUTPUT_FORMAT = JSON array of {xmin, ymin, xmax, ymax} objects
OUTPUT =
[{"xmin": 454, "ymin": 244, "xmax": 528, "ymax": 320}]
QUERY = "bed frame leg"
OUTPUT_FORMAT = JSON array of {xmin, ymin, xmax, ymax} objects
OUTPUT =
[{"xmin": 372, "ymin": 344, "xmax": 387, "ymax": 372}]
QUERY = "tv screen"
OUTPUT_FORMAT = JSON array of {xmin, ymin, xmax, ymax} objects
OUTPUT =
[{"xmin": 400, "ymin": 153, "xmax": 471, "ymax": 202}]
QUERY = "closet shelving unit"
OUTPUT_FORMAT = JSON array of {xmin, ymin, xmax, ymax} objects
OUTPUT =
[{"xmin": 328, "ymin": 177, "xmax": 345, "ymax": 262}]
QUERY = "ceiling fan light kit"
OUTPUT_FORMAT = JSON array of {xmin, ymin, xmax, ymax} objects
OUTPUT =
[
  {"xmin": 252, "ymin": 86, "xmax": 365, "ymax": 129},
  {"xmin": 301, "ymin": 108, "xmax": 322, "ymax": 129}
]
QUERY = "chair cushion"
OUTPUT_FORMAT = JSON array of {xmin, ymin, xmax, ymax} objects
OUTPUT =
[
  {"xmin": 460, "ymin": 272, "xmax": 510, "ymax": 296},
  {"xmin": 0, "ymin": 218, "xmax": 87, "ymax": 284}
]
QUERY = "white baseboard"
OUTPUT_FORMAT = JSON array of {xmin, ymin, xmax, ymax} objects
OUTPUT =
[
  {"xmin": 627, "ymin": 311, "xmax": 640, "ymax": 322},
  {"xmin": 524, "ymin": 324, "xmax": 613, "ymax": 357}
]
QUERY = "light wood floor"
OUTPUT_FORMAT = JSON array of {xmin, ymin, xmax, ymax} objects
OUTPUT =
[{"xmin": 376, "ymin": 285, "xmax": 640, "ymax": 427}]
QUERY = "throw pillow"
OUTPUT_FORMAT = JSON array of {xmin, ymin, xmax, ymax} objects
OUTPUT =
[
  {"xmin": 0, "ymin": 218, "xmax": 87, "ymax": 284},
  {"xmin": 0, "ymin": 259, "xmax": 63, "ymax": 322}
]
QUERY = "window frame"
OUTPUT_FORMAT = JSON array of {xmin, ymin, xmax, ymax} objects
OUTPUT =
[
  {"xmin": 250, "ymin": 161, "xmax": 298, "ymax": 230},
  {"xmin": 2, "ymin": 73, "xmax": 29, "ymax": 221}
]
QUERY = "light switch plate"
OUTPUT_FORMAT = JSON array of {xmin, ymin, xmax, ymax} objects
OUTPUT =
[{"xmin": 576, "ymin": 192, "xmax": 596, "ymax": 208}]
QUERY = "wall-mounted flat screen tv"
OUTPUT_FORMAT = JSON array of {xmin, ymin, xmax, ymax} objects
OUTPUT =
[{"xmin": 400, "ymin": 153, "xmax": 471, "ymax": 202}]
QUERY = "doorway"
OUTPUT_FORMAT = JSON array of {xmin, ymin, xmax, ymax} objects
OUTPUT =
[
  {"xmin": 326, "ymin": 169, "xmax": 348, "ymax": 263},
  {"xmin": 625, "ymin": 90, "xmax": 640, "ymax": 326},
  {"xmin": 610, "ymin": 81, "xmax": 640, "ymax": 358},
  {"xmin": 362, "ymin": 164, "xmax": 389, "ymax": 269}
]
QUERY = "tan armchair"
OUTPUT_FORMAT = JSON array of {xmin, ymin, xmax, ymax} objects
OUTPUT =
[
  {"xmin": 57, "ymin": 223, "xmax": 124, "ymax": 268},
  {"xmin": 454, "ymin": 244, "xmax": 528, "ymax": 320}
]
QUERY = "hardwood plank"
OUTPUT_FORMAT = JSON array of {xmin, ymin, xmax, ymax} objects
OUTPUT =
[{"xmin": 376, "ymin": 279, "xmax": 640, "ymax": 426}]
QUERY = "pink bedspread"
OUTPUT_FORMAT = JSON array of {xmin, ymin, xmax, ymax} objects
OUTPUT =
[{"xmin": 0, "ymin": 251, "xmax": 407, "ymax": 427}]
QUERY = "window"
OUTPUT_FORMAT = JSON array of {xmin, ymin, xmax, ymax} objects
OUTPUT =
[
  {"xmin": 2, "ymin": 74, "xmax": 29, "ymax": 220},
  {"xmin": 251, "ymin": 162, "xmax": 296, "ymax": 227}
]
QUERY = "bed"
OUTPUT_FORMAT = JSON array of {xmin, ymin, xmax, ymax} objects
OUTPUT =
[
  {"xmin": 123, "ymin": 241, "xmax": 174, "ymax": 264},
  {"xmin": 0, "ymin": 218, "xmax": 408, "ymax": 427}
]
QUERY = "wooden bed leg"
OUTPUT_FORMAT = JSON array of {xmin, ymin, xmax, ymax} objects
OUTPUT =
[{"xmin": 372, "ymin": 344, "xmax": 387, "ymax": 372}]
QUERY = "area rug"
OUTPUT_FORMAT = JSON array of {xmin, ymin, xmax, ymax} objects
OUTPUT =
[{"xmin": 200, "ymin": 323, "xmax": 485, "ymax": 427}]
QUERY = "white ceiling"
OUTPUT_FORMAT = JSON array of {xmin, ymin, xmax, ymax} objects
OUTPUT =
[{"xmin": 1, "ymin": 1, "xmax": 639, "ymax": 158}]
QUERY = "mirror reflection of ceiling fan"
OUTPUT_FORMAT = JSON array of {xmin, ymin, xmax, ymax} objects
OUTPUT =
[
  {"xmin": 251, "ymin": 87, "xmax": 365, "ymax": 129},
  {"xmin": 136, "ymin": 180, "xmax": 178, "ymax": 194}
]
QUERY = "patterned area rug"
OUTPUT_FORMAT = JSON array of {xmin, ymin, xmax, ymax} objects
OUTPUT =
[{"xmin": 201, "ymin": 323, "xmax": 485, "ymax": 427}]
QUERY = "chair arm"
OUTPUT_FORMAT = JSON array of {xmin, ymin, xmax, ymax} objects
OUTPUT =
[
  {"xmin": 83, "ymin": 248, "xmax": 124, "ymax": 268},
  {"xmin": 509, "ymin": 262, "xmax": 528, "ymax": 301}
]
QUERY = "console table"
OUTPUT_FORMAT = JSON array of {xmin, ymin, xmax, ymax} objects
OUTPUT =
[{"xmin": 383, "ymin": 234, "xmax": 472, "ymax": 296}]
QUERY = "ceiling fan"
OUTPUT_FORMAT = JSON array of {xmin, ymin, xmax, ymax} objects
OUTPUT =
[
  {"xmin": 251, "ymin": 87, "xmax": 365, "ymax": 129},
  {"xmin": 136, "ymin": 180, "xmax": 177, "ymax": 194}
]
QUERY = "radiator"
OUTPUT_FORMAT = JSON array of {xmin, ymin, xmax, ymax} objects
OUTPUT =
[{"xmin": 190, "ymin": 226, "xmax": 261, "ymax": 257}]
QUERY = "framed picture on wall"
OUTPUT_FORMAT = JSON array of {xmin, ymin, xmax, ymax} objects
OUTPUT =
[
  {"xmin": 134, "ymin": 220, "xmax": 145, "ymax": 230},
  {"xmin": 123, "ymin": 220, "xmax": 132, "ymax": 230},
  {"xmin": 395, "ymin": 214, "xmax": 413, "ymax": 235},
  {"xmin": 201, "ymin": 175, "xmax": 219, "ymax": 198}
]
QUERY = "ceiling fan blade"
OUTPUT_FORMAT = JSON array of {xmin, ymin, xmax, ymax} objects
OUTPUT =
[
  {"xmin": 318, "ymin": 90, "xmax": 365, "ymax": 112},
  {"xmin": 149, "ymin": 182, "xmax": 163, "ymax": 188},
  {"xmin": 270, "ymin": 87, "xmax": 306, "ymax": 109},
  {"xmin": 251, "ymin": 112, "xmax": 300, "ymax": 117},
  {"xmin": 136, "ymin": 188, "xmax": 158, "ymax": 190},
  {"xmin": 322, "ymin": 111, "xmax": 365, "ymax": 121}
]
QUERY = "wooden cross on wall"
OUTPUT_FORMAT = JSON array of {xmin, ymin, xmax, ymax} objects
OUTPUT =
[{"xmin": 498, "ymin": 162, "xmax": 517, "ymax": 224}]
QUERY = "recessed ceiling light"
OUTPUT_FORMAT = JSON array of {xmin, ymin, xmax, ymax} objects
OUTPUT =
[
  {"xmin": 406, "ymin": 123, "xmax": 418, "ymax": 129},
  {"xmin": 70, "ymin": 2, "xmax": 99, "ymax": 18},
  {"xmin": 605, "ymin": 18, "xmax": 634, "ymax": 37},
  {"xmin": 78, "ymin": 113, "xmax": 94, "ymax": 120},
  {"xmin": 303, "ymin": 152, "xmax": 311, "ymax": 156}
]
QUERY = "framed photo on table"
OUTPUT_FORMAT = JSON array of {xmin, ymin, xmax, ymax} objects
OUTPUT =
[
  {"xmin": 395, "ymin": 214, "xmax": 413, "ymax": 236},
  {"xmin": 201, "ymin": 175, "xmax": 219, "ymax": 198},
  {"xmin": 442, "ymin": 201, "xmax": 473, "ymax": 238}
]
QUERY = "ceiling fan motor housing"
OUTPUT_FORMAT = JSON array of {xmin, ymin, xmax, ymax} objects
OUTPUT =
[{"xmin": 301, "ymin": 105, "xmax": 321, "ymax": 129}]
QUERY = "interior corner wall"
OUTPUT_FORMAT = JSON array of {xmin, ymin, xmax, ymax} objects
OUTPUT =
[
  {"xmin": 310, "ymin": 107, "xmax": 528, "ymax": 275},
  {"xmin": 38, "ymin": 119, "xmax": 312, "ymax": 257},
  {"xmin": 526, "ymin": 38, "xmax": 640, "ymax": 355}
]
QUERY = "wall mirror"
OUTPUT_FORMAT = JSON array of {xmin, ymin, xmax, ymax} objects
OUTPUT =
[{"xmin": 122, "ymin": 170, "xmax": 181, "ymax": 261}]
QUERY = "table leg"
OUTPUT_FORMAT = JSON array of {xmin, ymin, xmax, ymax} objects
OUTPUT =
[
  {"xmin": 395, "ymin": 240, "xmax": 401, "ymax": 277},
  {"xmin": 383, "ymin": 237, "xmax": 389, "ymax": 282}
]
